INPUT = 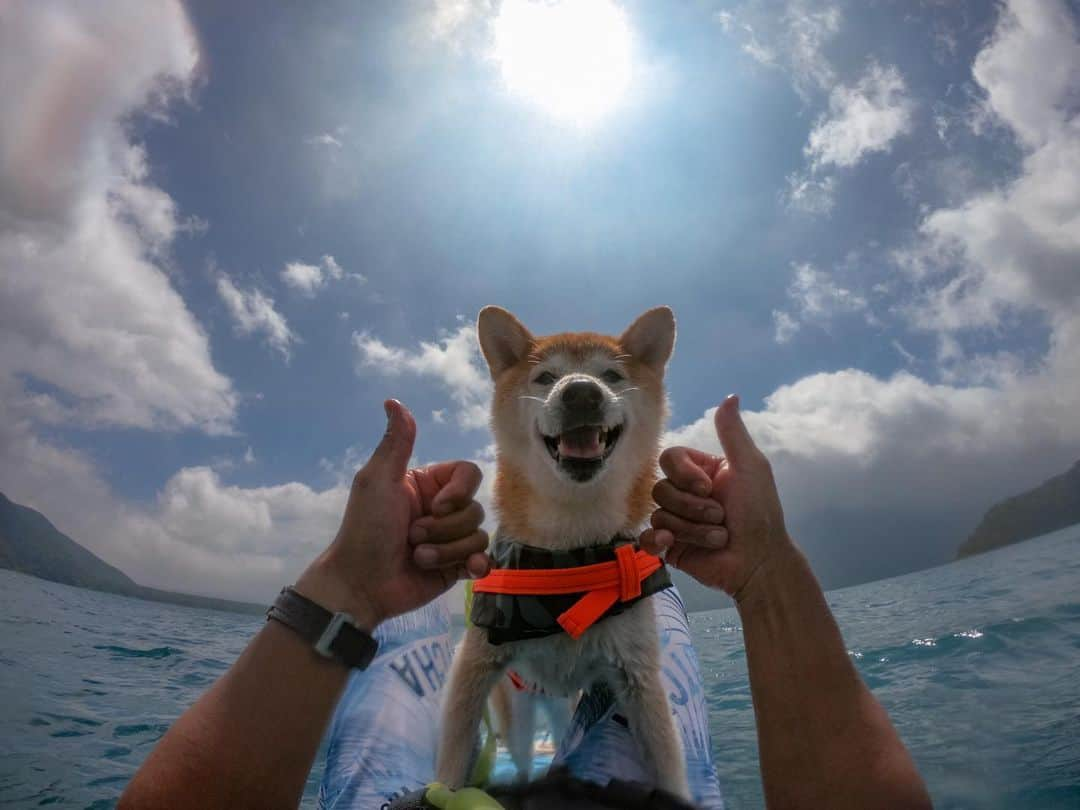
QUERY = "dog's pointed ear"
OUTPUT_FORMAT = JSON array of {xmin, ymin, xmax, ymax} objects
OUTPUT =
[
  {"xmin": 620, "ymin": 306, "xmax": 676, "ymax": 374},
  {"xmin": 477, "ymin": 306, "xmax": 534, "ymax": 379}
]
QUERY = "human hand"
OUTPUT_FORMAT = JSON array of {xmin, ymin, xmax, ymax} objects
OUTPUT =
[
  {"xmin": 296, "ymin": 400, "xmax": 490, "ymax": 630},
  {"xmin": 640, "ymin": 395, "xmax": 793, "ymax": 603}
]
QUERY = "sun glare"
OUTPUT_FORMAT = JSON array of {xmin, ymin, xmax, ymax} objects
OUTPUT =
[{"xmin": 492, "ymin": 0, "xmax": 633, "ymax": 126}]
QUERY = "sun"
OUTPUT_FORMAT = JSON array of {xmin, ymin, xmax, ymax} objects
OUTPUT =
[{"xmin": 492, "ymin": 0, "xmax": 633, "ymax": 126}]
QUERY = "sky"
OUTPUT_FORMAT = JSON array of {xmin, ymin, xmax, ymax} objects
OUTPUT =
[{"xmin": 1, "ymin": 0, "xmax": 1079, "ymax": 611}]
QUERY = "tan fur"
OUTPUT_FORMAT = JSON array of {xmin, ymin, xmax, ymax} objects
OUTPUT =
[{"xmin": 437, "ymin": 307, "xmax": 690, "ymax": 798}]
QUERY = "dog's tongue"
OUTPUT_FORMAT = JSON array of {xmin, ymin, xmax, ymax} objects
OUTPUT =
[{"xmin": 559, "ymin": 426, "xmax": 603, "ymax": 459}]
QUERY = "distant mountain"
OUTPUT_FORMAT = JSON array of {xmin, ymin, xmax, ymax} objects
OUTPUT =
[
  {"xmin": 958, "ymin": 461, "xmax": 1080, "ymax": 559},
  {"xmin": 0, "ymin": 492, "xmax": 264, "ymax": 615}
]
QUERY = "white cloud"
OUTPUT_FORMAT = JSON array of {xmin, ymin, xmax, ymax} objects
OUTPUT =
[
  {"xmin": 217, "ymin": 276, "xmax": 298, "ymax": 360},
  {"xmin": 771, "ymin": 263, "xmax": 869, "ymax": 342},
  {"xmin": 281, "ymin": 261, "xmax": 324, "ymax": 295},
  {"xmin": 891, "ymin": 340, "xmax": 917, "ymax": 366},
  {"xmin": 155, "ymin": 466, "xmax": 344, "ymax": 557},
  {"xmin": 772, "ymin": 309, "xmax": 800, "ymax": 343},
  {"xmin": 426, "ymin": 0, "xmax": 497, "ymax": 52},
  {"xmin": 664, "ymin": 319, "xmax": 1080, "ymax": 583},
  {"xmin": 717, "ymin": 1, "xmax": 841, "ymax": 99},
  {"xmin": 353, "ymin": 324, "xmax": 491, "ymax": 430},
  {"xmin": 0, "ymin": 0, "xmax": 236, "ymax": 434},
  {"xmin": 789, "ymin": 263, "xmax": 867, "ymax": 319},
  {"xmin": 281, "ymin": 254, "xmax": 364, "ymax": 296},
  {"xmin": 724, "ymin": 7, "xmax": 911, "ymax": 213},
  {"xmin": 783, "ymin": 172, "xmax": 836, "ymax": 215},
  {"xmin": 902, "ymin": 0, "xmax": 1080, "ymax": 335},
  {"xmin": 322, "ymin": 254, "xmax": 345, "ymax": 280},
  {"xmin": 805, "ymin": 62, "xmax": 914, "ymax": 170},
  {"xmin": 0, "ymin": 414, "xmax": 349, "ymax": 602},
  {"xmin": 305, "ymin": 133, "xmax": 343, "ymax": 148}
]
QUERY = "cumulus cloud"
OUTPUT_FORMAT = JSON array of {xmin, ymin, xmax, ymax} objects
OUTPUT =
[
  {"xmin": 155, "ymin": 466, "xmax": 344, "ymax": 558},
  {"xmin": 0, "ymin": 0, "xmax": 236, "ymax": 434},
  {"xmin": 665, "ymin": 322, "xmax": 1080, "ymax": 585},
  {"xmin": 805, "ymin": 62, "xmax": 914, "ymax": 170},
  {"xmin": 353, "ymin": 324, "xmax": 491, "ymax": 429},
  {"xmin": 281, "ymin": 261, "xmax": 325, "ymax": 294},
  {"xmin": 280, "ymin": 254, "xmax": 364, "ymax": 296},
  {"xmin": 216, "ymin": 276, "xmax": 298, "ymax": 360},
  {"xmin": 902, "ymin": 0, "xmax": 1080, "ymax": 335},
  {"xmin": 0, "ymin": 409, "xmax": 348, "ymax": 602}
]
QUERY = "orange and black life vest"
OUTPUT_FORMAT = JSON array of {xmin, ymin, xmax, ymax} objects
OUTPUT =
[{"xmin": 470, "ymin": 534, "xmax": 672, "ymax": 645}]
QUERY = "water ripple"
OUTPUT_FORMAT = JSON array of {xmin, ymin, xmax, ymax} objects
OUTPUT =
[{"xmin": 91, "ymin": 644, "xmax": 183, "ymax": 659}]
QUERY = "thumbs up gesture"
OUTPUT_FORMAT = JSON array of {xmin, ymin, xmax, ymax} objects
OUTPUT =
[
  {"xmin": 640, "ymin": 395, "xmax": 793, "ymax": 603},
  {"xmin": 296, "ymin": 400, "xmax": 490, "ymax": 630}
]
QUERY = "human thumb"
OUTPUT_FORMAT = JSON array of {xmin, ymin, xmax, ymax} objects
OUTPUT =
[
  {"xmin": 369, "ymin": 399, "xmax": 416, "ymax": 480},
  {"xmin": 714, "ymin": 395, "xmax": 757, "ymax": 466}
]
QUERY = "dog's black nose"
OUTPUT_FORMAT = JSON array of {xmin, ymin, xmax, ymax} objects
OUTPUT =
[{"xmin": 561, "ymin": 380, "xmax": 604, "ymax": 410}]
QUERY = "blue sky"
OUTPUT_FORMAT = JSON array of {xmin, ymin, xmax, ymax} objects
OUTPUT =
[{"xmin": 2, "ymin": 0, "xmax": 1079, "ymax": 608}]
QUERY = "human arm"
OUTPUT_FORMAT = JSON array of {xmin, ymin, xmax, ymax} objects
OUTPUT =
[
  {"xmin": 119, "ymin": 400, "xmax": 491, "ymax": 810},
  {"xmin": 641, "ymin": 396, "xmax": 932, "ymax": 810}
]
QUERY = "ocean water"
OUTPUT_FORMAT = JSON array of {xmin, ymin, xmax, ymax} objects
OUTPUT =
[{"xmin": 1, "ymin": 526, "xmax": 1078, "ymax": 809}]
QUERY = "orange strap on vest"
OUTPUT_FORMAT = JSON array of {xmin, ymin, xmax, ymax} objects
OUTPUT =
[{"xmin": 472, "ymin": 545, "xmax": 663, "ymax": 640}]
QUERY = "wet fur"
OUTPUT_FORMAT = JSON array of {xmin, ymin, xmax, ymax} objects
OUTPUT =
[{"xmin": 436, "ymin": 307, "xmax": 689, "ymax": 798}]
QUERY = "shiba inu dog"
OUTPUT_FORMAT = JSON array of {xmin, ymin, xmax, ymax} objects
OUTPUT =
[{"xmin": 436, "ymin": 305, "xmax": 689, "ymax": 798}]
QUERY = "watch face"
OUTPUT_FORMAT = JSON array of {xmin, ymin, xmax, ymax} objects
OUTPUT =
[
  {"xmin": 318, "ymin": 611, "xmax": 377, "ymax": 669},
  {"xmin": 315, "ymin": 611, "xmax": 355, "ymax": 659}
]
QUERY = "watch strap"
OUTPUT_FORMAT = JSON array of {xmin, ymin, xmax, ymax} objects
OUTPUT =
[{"xmin": 267, "ymin": 586, "xmax": 378, "ymax": 669}]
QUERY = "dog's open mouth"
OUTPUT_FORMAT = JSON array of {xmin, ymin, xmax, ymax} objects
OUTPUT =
[{"xmin": 541, "ymin": 424, "xmax": 623, "ymax": 481}]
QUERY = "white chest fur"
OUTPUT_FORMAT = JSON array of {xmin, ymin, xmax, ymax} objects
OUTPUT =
[{"xmin": 501, "ymin": 600, "xmax": 656, "ymax": 697}]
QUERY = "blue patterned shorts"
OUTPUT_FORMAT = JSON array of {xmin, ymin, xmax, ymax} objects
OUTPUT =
[{"xmin": 318, "ymin": 588, "xmax": 724, "ymax": 809}]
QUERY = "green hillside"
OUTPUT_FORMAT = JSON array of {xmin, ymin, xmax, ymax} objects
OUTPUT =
[{"xmin": 958, "ymin": 461, "xmax": 1080, "ymax": 558}]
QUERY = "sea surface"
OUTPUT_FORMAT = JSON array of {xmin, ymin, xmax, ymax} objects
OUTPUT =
[{"xmin": 1, "ymin": 525, "xmax": 1078, "ymax": 808}]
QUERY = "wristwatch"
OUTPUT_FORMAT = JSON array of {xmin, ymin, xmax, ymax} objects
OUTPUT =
[{"xmin": 266, "ymin": 586, "xmax": 378, "ymax": 669}]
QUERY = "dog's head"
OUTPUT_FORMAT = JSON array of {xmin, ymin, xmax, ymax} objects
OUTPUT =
[{"xmin": 478, "ymin": 306, "xmax": 674, "ymax": 494}]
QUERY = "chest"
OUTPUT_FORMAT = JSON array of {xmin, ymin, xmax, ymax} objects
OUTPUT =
[{"xmin": 498, "ymin": 602, "xmax": 653, "ymax": 697}]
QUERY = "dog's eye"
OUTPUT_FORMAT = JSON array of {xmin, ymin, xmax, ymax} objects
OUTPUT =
[
  {"xmin": 602, "ymin": 369, "xmax": 624, "ymax": 384},
  {"xmin": 534, "ymin": 371, "xmax": 557, "ymax": 385}
]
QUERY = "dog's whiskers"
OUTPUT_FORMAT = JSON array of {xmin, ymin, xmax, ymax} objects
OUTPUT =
[{"xmin": 518, "ymin": 395, "xmax": 547, "ymax": 404}]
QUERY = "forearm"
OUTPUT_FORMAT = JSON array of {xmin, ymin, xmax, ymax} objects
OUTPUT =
[
  {"xmin": 120, "ymin": 620, "xmax": 349, "ymax": 809},
  {"xmin": 120, "ymin": 561, "xmax": 376, "ymax": 810},
  {"xmin": 738, "ymin": 541, "xmax": 931, "ymax": 809}
]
